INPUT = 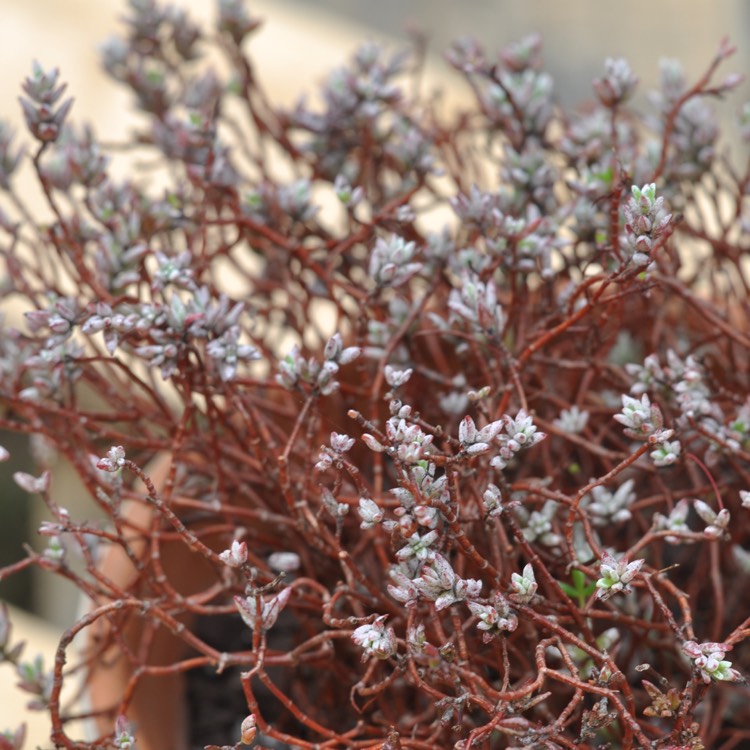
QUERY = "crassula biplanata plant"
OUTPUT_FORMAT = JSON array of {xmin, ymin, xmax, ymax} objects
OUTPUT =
[{"xmin": 0, "ymin": 2, "xmax": 750, "ymax": 749}]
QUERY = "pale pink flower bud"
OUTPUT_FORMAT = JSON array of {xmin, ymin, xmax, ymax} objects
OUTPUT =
[{"xmin": 219, "ymin": 539, "xmax": 248, "ymax": 568}]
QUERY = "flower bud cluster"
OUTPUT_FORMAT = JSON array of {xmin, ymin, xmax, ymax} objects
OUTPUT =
[
  {"xmin": 19, "ymin": 62, "xmax": 74, "ymax": 143},
  {"xmin": 693, "ymin": 500, "xmax": 731, "ymax": 540},
  {"xmin": 233, "ymin": 587, "xmax": 292, "ymax": 632},
  {"xmin": 466, "ymin": 593, "xmax": 518, "ymax": 642},
  {"xmin": 315, "ymin": 431, "xmax": 356, "ymax": 472},
  {"xmin": 113, "ymin": 716, "xmax": 136, "ymax": 750},
  {"xmin": 368, "ymin": 234, "xmax": 422, "ymax": 289},
  {"xmin": 553, "ymin": 405, "xmax": 589, "ymax": 434},
  {"xmin": 287, "ymin": 42, "xmax": 432, "ymax": 182},
  {"xmin": 682, "ymin": 641, "xmax": 741, "ymax": 684},
  {"xmin": 219, "ymin": 539, "xmax": 248, "ymax": 568},
  {"xmin": 15, "ymin": 655, "xmax": 53, "ymax": 711},
  {"xmin": 361, "ymin": 404, "xmax": 436, "ymax": 464},
  {"xmin": 96, "ymin": 446, "xmax": 126, "ymax": 473},
  {"xmin": 622, "ymin": 183, "xmax": 673, "ymax": 266},
  {"xmin": 39, "ymin": 125, "xmax": 109, "ymax": 190},
  {"xmin": 592, "ymin": 57, "xmax": 639, "ymax": 107},
  {"xmin": 242, "ymin": 179, "xmax": 317, "ymax": 224},
  {"xmin": 448, "ymin": 273, "xmax": 506, "ymax": 338},
  {"xmin": 510, "ymin": 563, "xmax": 537, "ymax": 604},
  {"xmin": 614, "ymin": 393, "xmax": 668, "ymax": 440},
  {"xmin": 457, "ymin": 415, "xmax": 504, "ymax": 456},
  {"xmin": 490, "ymin": 409, "xmax": 546, "ymax": 470},
  {"xmin": 411, "ymin": 553, "xmax": 482, "ymax": 610},
  {"xmin": 595, "ymin": 551, "xmax": 644, "ymax": 601},
  {"xmin": 517, "ymin": 500, "xmax": 561, "ymax": 548},
  {"xmin": 277, "ymin": 332, "xmax": 360, "ymax": 396},
  {"xmin": 627, "ymin": 350, "xmax": 748, "ymax": 462},
  {"xmin": 450, "ymin": 33, "xmax": 553, "ymax": 140},
  {"xmin": 646, "ymin": 58, "xmax": 733, "ymax": 182},
  {"xmin": 217, "ymin": 0, "xmax": 260, "ymax": 45},
  {"xmin": 582, "ymin": 479, "xmax": 636, "ymax": 527},
  {"xmin": 351, "ymin": 615, "xmax": 397, "ymax": 661},
  {"xmin": 652, "ymin": 498, "xmax": 693, "ymax": 544},
  {"xmin": 388, "ymin": 462, "xmax": 445, "ymax": 533}
]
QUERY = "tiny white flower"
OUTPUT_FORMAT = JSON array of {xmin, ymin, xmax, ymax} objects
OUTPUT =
[
  {"xmin": 467, "ymin": 593, "xmax": 518, "ymax": 642},
  {"xmin": 330, "ymin": 432, "xmax": 355, "ymax": 453},
  {"xmin": 387, "ymin": 567, "xmax": 419, "ymax": 606},
  {"xmin": 219, "ymin": 539, "xmax": 248, "ymax": 568},
  {"xmin": 351, "ymin": 615, "xmax": 397, "ymax": 660},
  {"xmin": 13, "ymin": 471, "xmax": 50, "ymax": 494},
  {"xmin": 653, "ymin": 498, "xmax": 692, "ymax": 543},
  {"xmin": 267, "ymin": 551, "xmax": 300, "ymax": 573},
  {"xmin": 510, "ymin": 563, "xmax": 537, "ymax": 604},
  {"xmin": 234, "ymin": 587, "xmax": 292, "ymax": 632},
  {"xmin": 584, "ymin": 479, "xmax": 635, "ymax": 526},
  {"xmin": 693, "ymin": 499, "xmax": 730, "ymax": 540},
  {"xmin": 43, "ymin": 535, "xmax": 65, "ymax": 563},
  {"xmin": 384, "ymin": 365, "xmax": 413, "ymax": 388},
  {"xmin": 650, "ymin": 438, "xmax": 681, "ymax": 467},
  {"xmin": 358, "ymin": 497, "xmax": 384, "ymax": 529},
  {"xmin": 97, "ymin": 446, "xmax": 126, "ymax": 473},
  {"xmin": 682, "ymin": 641, "xmax": 742, "ymax": 684},
  {"xmin": 595, "ymin": 551, "xmax": 644, "ymax": 601},
  {"xmin": 553, "ymin": 405, "xmax": 589, "ymax": 434},
  {"xmin": 396, "ymin": 531, "xmax": 439, "ymax": 562}
]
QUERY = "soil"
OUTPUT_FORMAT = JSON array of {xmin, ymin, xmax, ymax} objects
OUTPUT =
[{"xmin": 186, "ymin": 612, "xmax": 297, "ymax": 750}]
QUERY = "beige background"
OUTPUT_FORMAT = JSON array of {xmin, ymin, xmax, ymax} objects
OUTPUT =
[{"xmin": 0, "ymin": 1, "xmax": 748, "ymax": 746}]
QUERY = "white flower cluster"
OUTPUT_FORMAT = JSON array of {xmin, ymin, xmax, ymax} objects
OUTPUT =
[
  {"xmin": 621, "ymin": 183, "xmax": 673, "ymax": 266},
  {"xmin": 693, "ymin": 499, "xmax": 730, "ymax": 540},
  {"xmin": 466, "ymin": 594, "xmax": 518, "ymax": 642},
  {"xmin": 652, "ymin": 498, "xmax": 693, "ymax": 544},
  {"xmin": 682, "ymin": 641, "xmax": 741, "ymax": 684},
  {"xmin": 510, "ymin": 563, "xmax": 537, "ymax": 604},
  {"xmin": 351, "ymin": 615, "xmax": 397, "ymax": 660},
  {"xmin": 553, "ymin": 405, "xmax": 589, "ymax": 434},
  {"xmin": 448, "ymin": 272, "xmax": 506, "ymax": 337},
  {"xmin": 234, "ymin": 587, "xmax": 292, "ymax": 632},
  {"xmin": 277, "ymin": 332, "xmax": 360, "ymax": 396},
  {"xmin": 361, "ymin": 403, "xmax": 434, "ymax": 464},
  {"xmin": 490, "ymin": 410, "xmax": 546, "ymax": 470},
  {"xmin": 369, "ymin": 234, "xmax": 422, "ymax": 289},
  {"xmin": 595, "ymin": 551, "xmax": 644, "ymax": 601},
  {"xmin": 627, "ymin": 350, "xmax": 749, "ymax": 463},
  {"xmin": 518, "ymin": 501, "xmax": 561, "ymax": 547},
  {"xmin": 458, "ymin": 414, "xmax": 505, "ymax": 455},
  {"xmin": 96, "ymin": 445, "xmax": 126, "ymax": 473},
  {"xmin": 315, "ymin": 431, "xmax": 356, "ymax": 472},
  {"xmin": 614, "ymin": 394, "xmax": 681, "ymax": 466},
  {"xmin": 583, "ymin": 479, "xmax": 635, "ymax": 526}
]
